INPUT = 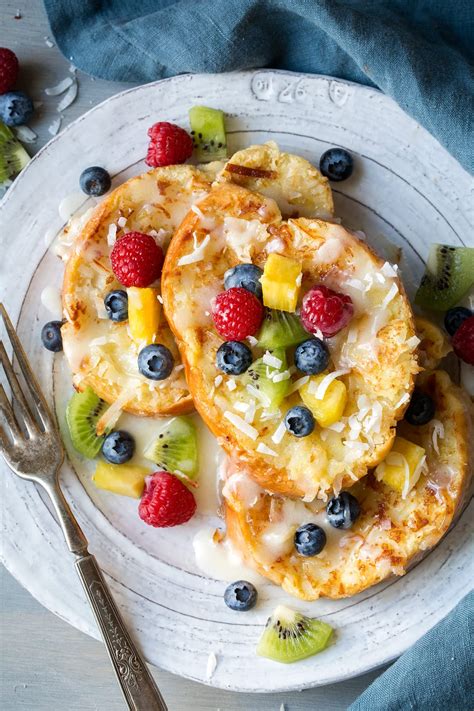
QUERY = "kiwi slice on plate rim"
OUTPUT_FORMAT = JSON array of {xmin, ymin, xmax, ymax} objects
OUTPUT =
[
  {"xmin": 415, "ymin": 244, "xmax": 474, "ymax": 312},
  {"xmin": 66, "ymin": 386, "xmax": 109, "ymax": 458},
  {"xmin": 144, "ymin": 416, "xmax": 198, "ymax": 479},
  {"xmin": 243, "ymin": 348, "xmax": 290, "ymax": 410},
  {"xmin": 189, "ymin": 105, "xmax": 227, "ymax": 162},
  {"xmin": 0, "ymin": 121, "xmax": 29, "ymax": 183},
  {"xmin": 257, "ymin": 604, "xmax": 333, "ymax": 663},
  {"xmin": 257, "ymin": 309, "xmax": 308, "ymax": 349}
]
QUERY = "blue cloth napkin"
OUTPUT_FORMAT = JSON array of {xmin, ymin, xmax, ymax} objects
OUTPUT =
[{"xmin": 44, "ymin": 0, "xmax": 474, "ymax": 173}]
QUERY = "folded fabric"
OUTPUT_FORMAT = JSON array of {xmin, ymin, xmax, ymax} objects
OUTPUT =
[
  {"xmin": 43, "ymin": 0, "xmax": 474, "ymax": 173},
  {"xmin": 348, "ymin": 590, "xmax": 474, "ymax": 711}
]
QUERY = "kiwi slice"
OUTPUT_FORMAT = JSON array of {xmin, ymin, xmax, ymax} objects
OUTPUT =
[
  {"xmin": 189, "ymin": 106, "xmax": 227, "ymax": 162},
  {"xmin": 243, "ymin": 349, "xmax": 290, "ymax": 409},
  {"xmin": 144, "ymin": 416, "xmax": 198, "ymax": 479},
  {"xmin": 257, "ymin": 310, "xmax": 308, "ymax": 349},
  {"xmin": 257, "ymin": 605, "xmax": 333, "ymax": 663},
  {"xmin": 66, "ymin": 386, "xmax": 109, "ymax": 458},
  {"xmin": 0, "ymin": 121, "xmax": 30, "ymax": 182},
  {"xmin": 415, "ymin": 244, "xmax": 474, "ymax": 312}
]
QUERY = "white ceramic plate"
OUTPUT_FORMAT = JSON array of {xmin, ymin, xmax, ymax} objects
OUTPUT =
[{"xmin": 1, "ymin": 70, "xmax": 473, "ymax": 693}]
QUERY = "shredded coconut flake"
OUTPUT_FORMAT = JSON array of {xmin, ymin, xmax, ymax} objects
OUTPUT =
[
  {"xmin": 47, "ymin": 117, "xmax": 61, "ymax": 136},
  {"xmin": 263, "ymin": 351, "xmax": 282, "ymax": 369},
  {"xmin": 309, "ymin": 369, "xmax": 349, "ymax": 399},
  {"xmin": 157, "ymin": 295, "xmax": 163, "ymax": 304},
  {"xmin": 256, "ymin": 442, "xmax": 278, "ymax": 457},
  {"xmin": 14, "ymin": 125, "xmax": 37, "ymax": 143},
  {"xmin": 430, "ymin": 419, "xmax": 445, "ymax": 455},
  {"xmin": 406, "ymin": 335, "xmax": 421, "ymax": 350},
  {"xmin": 381, "ymin": 261, "xmax": 398, "ymax": 278},
  {"xmin": 226, "ymin": 379, "xmax": 237, "ymax": 391},
  {"xmin": 206, "ymin": 652, "xmax": 217, "ymax": 680},
  {"xmin": 394, "ymin": 392, "xmax": 410, "ymax": 409},
  {"xmin": 45, "ymin": 76, "xmax": 73, "ymax": 95},
  {"xmin": 177, "ymin": 233, "xmax": 211, "ymax": 265},
  {"xmin": 287, "ymin": 375, "xmax": 310, "ymax": 395},
  {"xmin": 247, "ymin": 335, "xmax": 258, "ymax": 347},
  {"xmin": 214, "ymin": 375, "xmax": 223, "ymax": 387},
  {"xmin": 326, "ymin": 420, "xmax": 345, "ymax": 433},
  {"xmin": 234, "ymin": 402, "xmax": 249, "ymax": 413},
  {"xmin": 272, "ymin": 369, "xmax": 290, "ymax": 383},
  {"xmin": 346, "ymin": 278, "xmax": 365, "ymax": 291},
  {"xmin": 56, "ymin": 80, "xmax": 78, "ymax": 111},
  {"xmin": 245, "ymin": 400, "xmax": 256, "ymax": 424},
  {"xmin": 106, "ymin": 223, "xmax": 117, "ymax": 246},
  {"xmin": 381, "ymin": 282, "xmax": 399, "ymax": 309},
  {"xmin": 117, "ymin": 216, "xmax": 127, "ymax": 228},
  {"xmin": 224, "ymin": 411, "xmax": 258, "ymax": 440},
  {"xmin": 246, "ymin": 384, "xmax": 271, "ymax": 407},
  {"xmin": 271, "ymin": 420, "xmax": 286, "ymax": 444}
]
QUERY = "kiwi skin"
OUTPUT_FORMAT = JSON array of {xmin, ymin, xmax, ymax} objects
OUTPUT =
[
  {"xmin": 257, "ymin": 605, "xmax": 333, "ymax": 663},
  {"xmin": 415, "ymin": 244, "xmax": 474, "ymax": 311},
  {"xmin": 66, "ymin": 386, "xmax": 108, "ymax": 458}
]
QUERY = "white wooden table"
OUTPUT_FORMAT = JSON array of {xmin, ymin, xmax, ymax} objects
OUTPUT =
[{"xmin": 0, "ymin": 1, "xmax": 386, "ymax": 708}]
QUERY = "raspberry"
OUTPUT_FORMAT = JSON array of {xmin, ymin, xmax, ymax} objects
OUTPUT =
[
  {"xmin": 145, "ymin": 122, "xmax": 193, "ymax": 167},
  {"xmin": 212, "ymin": 287, "xmax": 264, "ymax": 340},
  {"xmin": 301, "ymin": 285, "xmax": 353, "ymax": 337},
  {"xmin": 110, "ymin": 231, "xmax": 163, "ymax": 287},
  {"xmin": 0, "ymin": 48, "xmax": 19, "ymax": 94},
  {"xmin": 138, "ymin": 472, "xmax": 196, "ymax": 527},
  {"xmin": 452, "ymin": 315, "xmax": 474, "ymax": 365}
]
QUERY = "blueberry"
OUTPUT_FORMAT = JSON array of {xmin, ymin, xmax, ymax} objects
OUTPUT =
[
  {"xmin": 79, "ymin": 166, "xmax": 112, "ymax": 196},
  {"xmin": 224, "ymin": 263, "xmax": 263, "ymax": 300},
  {"xmin": 444, "ymin": 306, "xmax": 472, "ymax": 336},
  {"xmin": 104, "ymin": 289, "xmax": 128, "ymax": 322},
  {"xmin": 102, "ymin": 430, "xmax": 135, "ymax": 464},
  {"xmin": 326, "ymin": 492, "xmax": 361, "ymax": 529},
  {"xmin": 224, "ymin": 580, "xmax": 258, "ymax": 611},
  {"xmin": 404, "ymin": 389, "xmax": 435, "ymax": 426},
  {"xmin": 0, "ymin": 91, "xmax": 34, "ymax": 126},
  {"xmin": 216, "ymin": 340, "xmax": 252, "ymax": 375},
  {"xmin": 294, "ymin": 338, "xmax": 329, "ymax": 374},
  {"xmin": 41, "ymin": 321, "xmax": 63, "ymax": 352},
  {"xmin": 138, "ymin": 344, "xmax": 174, "ymax": 380},
  {"xmin": 319, "ymin": 148, "xmax": 353, "ymax": 182},
  {"xmin": 284, "ymin": 405, "xmax": 315, "ymax": 437},
  {"xmin": 294, "ymin": 523, "xmax": 326, "ymax": 556}
]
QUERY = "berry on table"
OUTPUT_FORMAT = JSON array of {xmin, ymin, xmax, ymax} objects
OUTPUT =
[
  {"xmin": 138, "ymin": 344, "xmax": 174, "ymax": 380},
  {"xmin": 319, "ymin": 148, "xmax": 353, "ymax": 181},
  {"xmin": 0, "ymin": 90, "xmax": 34, "ymax": 126},
  {"xmin": 284, "ymin": 405, "xmax": 315, "ymax": 437},
  {"xmin": 404, "ymin": 389, "xmax": 435, "ymax": 426},
  {"xmin": 102, "ymin": 430, "xmax": 135, "ymax": 464},
  {"xmin": 0, "ymin": 48, "xmax": 19, "ymax": 94},
  {"xmin": 110, "ymin": 231, "xmax": 164, "ymax": 287},
  {"xmin": 301, "ymin": 285, "xmax": 353, "ymax": 337},
  {"xmin": 79, "ymin": 166, "xmax": 111, "ymax": 196},
  {"xmin": 41, "ymin": 321, "xmax": 63, "ymax": 352},
  {"xmin": 138, "ymin": 471, "xmax": 196, "ymax": 527},
  {"xmin": 145, "ymin": 121, "xmax": 194, "ymax": 167},
  {"xmin": 326, "ymin": 492, "xmax": 361, "ymax": 529},
  {"xmin": 212, "ymin": 287, "xmax": 264, "ymax": 340},
  {"xmin": 104, "ymin": 289, "xmax": 128, "ymax": 322},
  {"xmin": 294, "ymin": 523, "xmax": 326, "ymax": 556},
  {"xmin": 224, "ymin": 263, "xmax": 263, "ymax": 300},
  {"xmin": 224, "ymin": 580, "xmax": 258, "ymax": 611},
  {"xmin": 216, "ymin": 340, "xmax": 252, "ymax": 375},
  {"xmin": 452, "ymin": 315, "xmax": 474, "ymax": 365},
  {"xmin": 444, "ymin": 306, "xmax": 472, "ymax": 337},
  {"xmin": 294, "ymin": 337, "xmax": 329, "ymax": 374}
]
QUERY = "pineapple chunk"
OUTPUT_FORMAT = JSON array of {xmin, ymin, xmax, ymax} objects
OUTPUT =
[
  {"xmin": 299, "ymin": 374, "xmax": 347, "ymax": 427},
  {"xmin": 375, "ymin": 436, "xmax": 426, "ymax": 496},
  {"xmin": 93, "ymin": 460, "xmax": 150, "ymax": 498},
  {"xmin": 261, "ymin": 253, "xmax": 302, "ymax": 312},
  {"xmin": 127, "ymin": 287, "xmax": 161, "ymax": 343}
]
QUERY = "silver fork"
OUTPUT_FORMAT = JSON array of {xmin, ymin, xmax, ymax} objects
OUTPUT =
[{"xmin": 0, "ymin": 303, "xmax": 168, "ymax": 711}]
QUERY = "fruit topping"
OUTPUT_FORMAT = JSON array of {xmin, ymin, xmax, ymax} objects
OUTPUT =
[
  {"xmin": 404, "ymin": 389, "xmax": 435, "ymax": 426},
  {"xmin": 260, "ymin": 253, "xmax": 302, "ymax": 313},
  {"xmin": 257, "ymin": 605, "xmax": 333, "ymax": 663},
  {"xmin": 0, "ymin": 48, "xmax": 19, "ymax": 94},
  {"xmin": 127, "ymin": 287, "xmax": 161, "ymax": 343},
  {"xmin": 138, "ymin": 343, "xmax": 174, "ymax": 380},
  {"xmin": 224, "ymin": 580, "xmax": 258, "ymax": 611},
  {"xmin": 243, "ymin": 349, "xmax": 289, "ymax": 409},
  {"xmin": 138, "ymin": 471, "xmax": 196, "ymax": 527},
  {"xmin": 284, "ymin": 405, "xmax": 315, "ymax": 437},
  {"xmin": 145, "ymin": 121, "xmax": 193, "ymax": 167},
  {"xmin": 66, "ymin": 386, "xmax": 108, "ymax": 458},
  {"xmin": 444, "ymin": 306, "xmax": 472, "ymax": 336},
  {"xmin": 79, "ymin": 166, "xmax": 111, "ymax": 196},
  {"xmin": 326, "ymin": 492, "xmax": 361, "ymax": 529},
  {"xmin": 110, "ymin": 231, "xmax": 164, "ymax": 288},
  {"xmin": 0, "ymin": 121, "xmax": 29, "ymax": 181},
  {"xmin": 294, "ymin": 523, "xmax": 326, "ymax": 556},
  {"xmin": 188, "ymin": 105, "xmax": 227, "ymax": 162},
  {"xmin": 300, "ymin": 285, "xmax": 353, "ymax": 337},
  {"xmin": 415, "ymin": 244, "xmax": 474, "ymax": 311},
  {"xmin": 0, "ymin": 90, "xmax": 33, "ymax": 126},
  {"xmin": 102, "ymin": 430, "xmax": 135, "ymax": 464},
  {"xmin": 41, "ymin": 320, "xmax": 63, "ymax": 352},
  {"xmin": 452, "ymin": 315, "xmax": 474, "ymax": 365},
  {"xmin": 144, "ymin": 416, "xmax": 198, "ymax": 479},
  {"xmin": 212, "ymin": 287, "xmax": 264, "ymax": 340},
  {"xmin": 224, "ymin": 263, "xmax": 263, "ymax": 300},
  {"xmin": 216, "ymin": 340, "xmax": 252, "ymax": 375},
  {"xmin": 257, "ymin": 309, "xmax": 307, "ymax": 349},
  {"xmin": 299, "ymin": 373, "xmax": 347, "ymax": 428},
  {"xmin": 104, "ymin": 289, "xmax": 128, "ymax": 322},
  {"xmin": 375, "ymin": 436, "xmax": 426, "ymax": 496},
  {"xmin": 294, "ymin": 337, "xmax": 329, "ymax": 374},
  {"xmin": 93, "ymin": 461, "xmax": 149, "ymax": 498},
  {"xmin": 319, "ymin": 147, "xmax": 353, "ymax": 181}
]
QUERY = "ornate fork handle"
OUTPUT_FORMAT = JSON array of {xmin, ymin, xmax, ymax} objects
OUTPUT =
[{"xmin": 75, "ymin": 553, "xmax": 167, "ymax": 711}]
